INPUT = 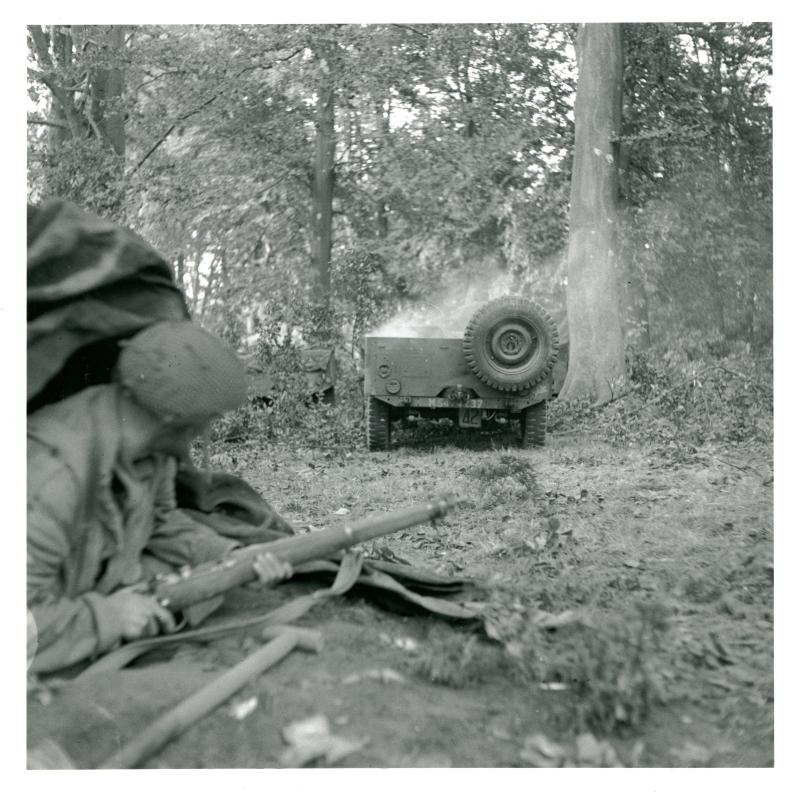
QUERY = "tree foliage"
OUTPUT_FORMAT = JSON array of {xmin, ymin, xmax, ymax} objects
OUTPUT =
[
  {"xmin": 619, "ymin": 23, "xmax": 772, "ymax": 347},
  {"xmin": 27, "ymin": 22, "xmax": 772, "ymax": 377}
]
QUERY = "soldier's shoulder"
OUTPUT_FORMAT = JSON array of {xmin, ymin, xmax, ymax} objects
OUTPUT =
[{"xmin": 27, "ymin": 437, "xmax": 79, "ymax": 503}]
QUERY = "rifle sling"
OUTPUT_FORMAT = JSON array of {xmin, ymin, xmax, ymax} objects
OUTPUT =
[
  {"xmin": 79, "ymin": 551, "xmax": 364, "ymax": 678},
  {"xmin": 79, "ymin": 552, "xmax": 480, "ymax": 678}
]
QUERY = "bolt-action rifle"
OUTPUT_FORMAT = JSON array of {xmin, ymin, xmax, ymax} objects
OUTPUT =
[{"xmin": 150, "ymin": 494, "xmax": 460, "ymax": 613}]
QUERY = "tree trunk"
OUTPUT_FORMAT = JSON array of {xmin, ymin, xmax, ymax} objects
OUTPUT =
[
  {"xmin": 46, "ymin": 27, "xmax": 74, "ymax": 152},
  {"xmin": 558, "ymin": 23, "xmax": 628, "ymax": 404},
  {"xmin": 376, "ymin": 100, "xmax": 391, "ymax": 239},
  {"xmin": 312, "ymin": 60, "xmax": 335, "ymax": 303},
  {"xmin": 28, "ymin": 26, "xmax": 83, "ymax": 148},
  {"xmin": 175, "ymin": 252, "xmax": 186, "ymax": 297},
  {"xmin": 89, "ymin": 25, "xmax": 126, "ymax": 157}
]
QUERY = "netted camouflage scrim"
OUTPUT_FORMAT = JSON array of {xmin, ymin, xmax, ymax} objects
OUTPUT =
[
  {"xmin": 27, "ymin": 199, "xmax": 189, "ymax": 409},
  {"xmin": 118, "ymin": 321, "xmax": 247, "ymax": 424}
]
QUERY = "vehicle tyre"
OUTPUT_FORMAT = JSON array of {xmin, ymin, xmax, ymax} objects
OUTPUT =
[
  {"xmin": 520, "ymin": 401, "xmax": 547, "ymax": 448},
  {"xmin": 366, "ymin": 397, "xmax": 391, "ymax": 451},
  {"xmin": 463, "ymin": 296, "xmax": 559, "ymax": 391}
]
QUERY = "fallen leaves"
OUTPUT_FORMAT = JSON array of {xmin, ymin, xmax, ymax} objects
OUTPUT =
[
  {"xmin": 669, "ymin": 740, "xmax": 713, "ymax": 766},
  {"xmin": 519, "ymin": 731, "xmax": 623, "ymax": 768},
  {"xmin": 280, "ymin": 714, "xmax": 368, "ymax": 767},
  {"xmin": 342, "ymin": 668, "xmax": 406, "ymax": 685},
  {"xmin": 227, "ymin": 696, "xmax": 258, "ymax": 720},
  {"xmin": 378, "ymin": 632, "xmax": 420, "ymax": 653},
  {"xmin": 519, "ymin": 732, "xmax": 566, "ymax": 767},
  {"xmin": 203, "ymin": 414, "xmax": 772, "ymax": 768}
]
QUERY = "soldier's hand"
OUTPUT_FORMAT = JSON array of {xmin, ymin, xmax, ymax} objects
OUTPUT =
[
  {"xmin": 107, "ymin": 586, "xmax": 177, "ymax": 641},
  {"xmin": 252, "ymin": 552, "xmax": 293, "ymax": 588}
]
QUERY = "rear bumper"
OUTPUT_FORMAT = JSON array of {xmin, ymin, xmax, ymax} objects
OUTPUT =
[{"xmin": 370, "ymin": 388, "xmax": 549, "ymax": 412}]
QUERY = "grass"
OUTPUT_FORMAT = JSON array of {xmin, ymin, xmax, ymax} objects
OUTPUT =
[{"xmin": 204, "ymin": 427, "xmax": 773, "ymax": 741}]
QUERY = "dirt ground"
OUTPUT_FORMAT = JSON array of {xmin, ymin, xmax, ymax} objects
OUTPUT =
[{"xmin": 27, "ymin": 430, "xmax": 774, "ymax": 769}]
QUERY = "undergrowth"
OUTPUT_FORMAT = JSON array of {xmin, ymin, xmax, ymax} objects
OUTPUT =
[
  {"xmin": 212, "ymin": 336, "xmax": 771, "ymax": 460},
  {"xmin": 199, "ymin": 326, "xmax": 772, "ymax": 744},
  {"xmin": 463, "ymin": 454, "xmax": 539, "ymax": 507},
  {"xmin": 412, "ymin": 632, "xmax": 515, "ymax": 688},
  {"xmin": 480, "ymin": 593, "xmax": 673, "ymax": 734},
  {"xmin": 211, "ymin": 343, "xmax": 365, "ymax": 450},
  {"xmin": 549, "ymin": 343, "xmax": 772, "ymax": 456}
]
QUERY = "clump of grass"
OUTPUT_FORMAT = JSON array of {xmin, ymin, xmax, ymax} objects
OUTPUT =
[
  {"xmin": 562, "ymin": 601, "xmax": 671, "ymax": 733},
  {"xmin": 486, "ymin": 598, "xmax": 671, "ymax": 735},
  {"xmin": 466, "ymin": 454, "xmax": 537, "ymax": 488},
  {"xmin": 412, "ymin": 633, "xmax": 513, "ymax": 688},
  {"xmin": 463, "ymin": 453, "xmax": 539, "ymax": 508}
]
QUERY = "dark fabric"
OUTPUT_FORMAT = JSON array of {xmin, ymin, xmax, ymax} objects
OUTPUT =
[
  {"xmin": 291, "ymin": 560, "xmax": 480, "ymax": 619},
  {"xmin": 76, "ymin": 550, "xmax": 482, "ymax": 678},
  {"xmin": 78, "ymin": 552, "xmax": 367, "ymax": 677},
  {"xmin": 174, "ymin": 468, "xmax": 295, "ymax": 536},
  {"xmin": 27, "ymin": 199, "xmax": 189, "ymax": 409}
]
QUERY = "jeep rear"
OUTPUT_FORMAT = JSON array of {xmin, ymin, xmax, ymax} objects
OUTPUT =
[{"xmin": 364, "ymin": 296, "xmax": 560, "ymax": 450}]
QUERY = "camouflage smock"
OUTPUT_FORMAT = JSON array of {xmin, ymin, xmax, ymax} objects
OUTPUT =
[{"xmin": 27, "ymin": 384, "xmax": 237, "ymax": 674}]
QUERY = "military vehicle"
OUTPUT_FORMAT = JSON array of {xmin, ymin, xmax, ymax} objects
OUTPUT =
[
  {"xmin": 364, "ymin": 296, "xmax": 561, "ymax": 451},
  {"xmin": 243, "ymin": 347, "xmax": 337, "ymax": 405}
]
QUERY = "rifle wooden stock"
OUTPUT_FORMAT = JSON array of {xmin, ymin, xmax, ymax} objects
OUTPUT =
[{"xmin": 153, "ymin": 493, "xmax": 459, "ymax": 613}]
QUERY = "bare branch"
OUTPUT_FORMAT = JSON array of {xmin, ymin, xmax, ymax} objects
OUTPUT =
[
  {"xmin": 130, "ymin": 47, "xmax": 306, "ymax": 176},
  {"xmin": 27, "ymin": 26, "xmax": 53, "ymax": 68},
  {"xmin": 391, "ymin": 23, "xmax": 430, "ymax": 39},
  {"xmin": 27, "ymin": 118, "xmax": 68, "ymax": 129},
  {"xmin": 84, "ymin": 112, "xmax": 105, "ymax": 144},
  {"xmin": 129, "ymin": 93, "xmax": 217, "ymax": 175},
  {"xmin": 27, "ymin": 26, "xmax": 87, "ymax": 140},
  {"xmin": 131, "ymin": 70, "xmax": 189, "ymax": 93}
]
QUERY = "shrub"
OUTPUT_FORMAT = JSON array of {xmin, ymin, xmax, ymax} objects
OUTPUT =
[
  {"xmin": 485, "ymin": 598, "xmax": 671, "ymax": 734},
  {"xmin": 210, "ymin": 328, "xmax": 365, "ymax": 451},
  {"xmin": 412, "ymin": 632, "xmax": 515, "ymax": 688},
  {"xmin": 550, "ymin": 345, "xmax": 772, "ymax": 451}
]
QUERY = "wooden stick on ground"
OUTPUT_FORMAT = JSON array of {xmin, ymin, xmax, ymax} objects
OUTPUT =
[{"xmin": 99, "ymin": 625, "xmax": 323, "ymax": 769}]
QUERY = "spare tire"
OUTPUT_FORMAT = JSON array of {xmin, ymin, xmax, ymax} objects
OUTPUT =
[{"xmin": 463, "ymin": 296, "xmax": 559, "ymax": 392}]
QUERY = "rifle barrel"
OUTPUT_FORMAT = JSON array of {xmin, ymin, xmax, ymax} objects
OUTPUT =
[{"xmin": 154, "ymin": 493, "xmax": 459, "ymax": 612}]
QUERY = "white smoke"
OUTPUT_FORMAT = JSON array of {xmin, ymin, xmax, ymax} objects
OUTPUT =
[{"xmin": 368, "ymin": 268, "xmax": 516, "ymax": 338}]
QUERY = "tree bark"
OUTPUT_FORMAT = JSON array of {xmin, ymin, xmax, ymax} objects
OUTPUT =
[
  {"xmin": 558, "ymin": 23, "xmax": 628, "ymax": 404},
  {"xmin": 47, "ymin": 27, "xmax": 74, "ymax": 151},
  {"xmin": 89, "ymin": 25, "xmax": 127, "ymax": 157},
  {"xmin": 28, "ymin": 26, "xmax": 84, "ymax": 145},
  {"xmin": 312, "ymin": 59, "xmax": 336, "ymax": 303},
  {"xmin": 175, "ymin": 252, "xmax": 186, "ymax": 296},
  {"xmin": 376, "ymin": 99, "xmax": 391, "ymax": 239}
]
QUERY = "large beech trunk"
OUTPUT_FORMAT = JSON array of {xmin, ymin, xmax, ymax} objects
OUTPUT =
[{"xmin": 558, "ymin": 23, "xmax": 628, "ymax": 404}]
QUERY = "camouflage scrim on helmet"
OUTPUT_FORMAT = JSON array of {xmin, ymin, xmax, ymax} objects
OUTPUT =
[
  {"xmin": 27, "ymin": 200, "xmax": 183, "ymax": 304},
  {"xmin": 118, "ymin": 321, "xmax": 247, "ymax": 424},
  {"xmin": 27, "ymin": 199, "xmax": 189, "ymax": 408}
]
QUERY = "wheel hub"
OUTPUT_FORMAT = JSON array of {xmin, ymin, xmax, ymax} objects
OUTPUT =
[{"xmin": 490, "ymin": 322, "xmax": 535, "ymax": 365}]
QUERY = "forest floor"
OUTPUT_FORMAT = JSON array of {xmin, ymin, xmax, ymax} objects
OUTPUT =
[{"xmin": 27, "ymin": 425, "xmax": 774, "ymax": 769}]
